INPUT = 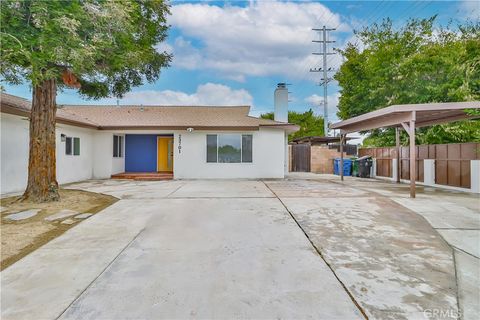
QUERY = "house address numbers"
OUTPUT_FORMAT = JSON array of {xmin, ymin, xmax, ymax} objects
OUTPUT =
[{"xmin": 178, "ymin": 134, "xmax": 182, "ymax": 154}]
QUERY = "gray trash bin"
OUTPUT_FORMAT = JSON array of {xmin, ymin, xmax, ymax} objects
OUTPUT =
[{"xmin": 357, "ymin": 156, "xmax": 373, "ymax": 178}]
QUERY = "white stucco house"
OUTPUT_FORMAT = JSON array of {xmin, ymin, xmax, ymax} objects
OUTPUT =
[{"xmin": 1, "ymin": 84, "xmax": 298, "ymax": 194}]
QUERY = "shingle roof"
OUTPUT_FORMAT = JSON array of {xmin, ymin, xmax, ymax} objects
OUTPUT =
[
  {"xmin": 1, "ymin": 93, "xmax": 298, "ymax": 131},
  {"xmin": 61, "ymin": 105, "xmax": 280, "ymax": 129},
  {"xmin": 1, "ymin": 93, "xmax": 99, "ymax": 128},
  {"xmin": 1, "ymin": 93, "xmax": 30, "ymax": 110}
]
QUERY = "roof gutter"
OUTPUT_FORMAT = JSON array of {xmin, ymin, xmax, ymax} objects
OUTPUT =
[
  {"xmin": 98, "ymin": 125, "xmax": 261, "ymax": 131},
  {"xmin": 259, "ymin": 123, "xmax": 300, "ymax": 133}
]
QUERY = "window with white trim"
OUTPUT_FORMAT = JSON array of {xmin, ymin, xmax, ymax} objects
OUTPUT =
[
  {"xmin": 65, "ymin": 137, "xmax": 80, "ymax": 156},
  {"xmin": 113, "ymin": 135, "xmax": 124, "ymax": 158},
  {"xmin": 206, "ymin": 134, "xmax": 253, "ymax": 163}
]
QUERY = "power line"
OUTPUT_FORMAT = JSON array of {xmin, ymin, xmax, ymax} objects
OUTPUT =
[
  {"xmin": 289, "ymin": 1, "xmax": 387, "ymax": 105},
  {"xmin": 310, "ymin": 26, "xmax": 336, "ymax": 136},
  {"xmin": 298, "ymin": 0, "xmax": 433, "ymax": 137}
]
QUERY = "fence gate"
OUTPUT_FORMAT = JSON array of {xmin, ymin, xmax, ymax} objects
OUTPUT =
[{"xmin": 291, "ymin": 144, "xmax": 311, "ymax": 172}]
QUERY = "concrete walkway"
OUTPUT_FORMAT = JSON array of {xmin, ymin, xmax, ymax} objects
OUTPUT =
[
  {"xmin": 287, "ymin": 173, "xmax": 479, "ymax": 320},
  {"xmin": 351, "ymin": 177, "xmax": 479, "ymax": 320},
  {"xmin": 2, "ymin": 177, "xmax": 476, "ymax": 319}
]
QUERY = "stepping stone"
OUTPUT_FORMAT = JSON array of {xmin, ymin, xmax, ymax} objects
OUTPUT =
[
  {"xmin": 74, "ymin": 213, "xmax": 93, "ymax": 219},
  {"xmin": 45, "ymin": 209, "xmax": 79, "ymax": 221},
  {"xmin": 61, "ymin": 218, "xmax": 76, "ymax": 225},
  {"xmin": 4, "ymin": 209, "xmax": 41, "ymax": 221}
]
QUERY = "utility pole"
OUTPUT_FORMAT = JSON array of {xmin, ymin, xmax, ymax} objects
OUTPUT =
[{"xmin": 310, "ymin": 26, "xmax": 336, "ymax": 136}]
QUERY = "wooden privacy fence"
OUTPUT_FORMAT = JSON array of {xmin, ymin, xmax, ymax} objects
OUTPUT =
[
  {"xmin": 358, "ymin": 147, "xmax": 395, "ymax": 179},
  {"xmin": 359, "ymin": 143, "xmax": 480, "ymax": 189},
  {"xmin": 289, "ymin": 144, "xmax": 348, "ymax": 174}
]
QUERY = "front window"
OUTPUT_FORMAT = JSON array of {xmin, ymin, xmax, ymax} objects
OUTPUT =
[
  {"xmin": 73, "ymin": 137, "xmax": 80, "ymax": 155},
  {"xmin": 113, "ymin": 135, "xmax": 124, "ymax": 158},
  {"xmin": 65, "ymin": 137, "xmax": 72, "ymax": 155},
  {"xmin": 241, "ymin": 134, "xmax": 252, "ymax": 162},
  {"xmin": 218, "ymin": 134, "xmax": 241, "ymax": 163},
  {"xmin": 206, "ymin": 135, "xmax": 217, "ymax": 163},
  {"xmin": 206, "ymin": 134, "xmax": 253, "ymax": 163},
  {"xmin": 65, "ymin": 136, "xmax": 80, "ymax": 156}
]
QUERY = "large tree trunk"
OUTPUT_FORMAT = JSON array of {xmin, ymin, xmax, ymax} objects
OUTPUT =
[{"xmin": 22, "ymin": 78, "xmax": 60, "ymax": 202}]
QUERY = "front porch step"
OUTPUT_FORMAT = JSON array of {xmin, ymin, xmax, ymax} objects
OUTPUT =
[{"xmin": 111, "ymin": 172, "xmax": 173, "ymax": 181}]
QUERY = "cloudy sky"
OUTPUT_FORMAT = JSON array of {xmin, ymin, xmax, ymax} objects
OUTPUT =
[{"xmin": 4, "ymin": 0, "xmax": 479, "ymax": 122}]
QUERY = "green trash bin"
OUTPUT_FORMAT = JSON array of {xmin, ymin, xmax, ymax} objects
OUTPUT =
[{"xmin": 351, "ymin": 157, "xmax": 359, "ymax": 177}]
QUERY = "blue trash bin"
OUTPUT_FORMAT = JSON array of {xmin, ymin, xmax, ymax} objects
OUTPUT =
[
  {"xmin": 333, "ymin": 158, "xmax": 340, "ymax": 175},
  {"xmin": 334, "ymin": 158, "xmax": 352, "ymax": 176}
]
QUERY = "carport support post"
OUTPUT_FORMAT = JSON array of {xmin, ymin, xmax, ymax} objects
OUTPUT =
[
  {"xmin": 340, "ymin": 133, "xmax": 344, "ymax": 181},
  {"xmin": 409, "ymin": 113, "xmax": 416, "ymax": 198},
  {"xmin": 401, "ymin": 114, "xmax": 416, "ymax": 198},
  {"xmin": 395, "ymin": 127, "xmax": 400, "ymax": 183}
]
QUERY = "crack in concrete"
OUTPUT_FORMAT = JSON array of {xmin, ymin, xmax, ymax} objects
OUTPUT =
[
  {"xmin": 165, "ymin": 183, "xmax": 187, "ymax": 198},
  {"xmin": 435, "ymin": 227, "xmax": 480, "ymax": 231},
  {"xmin": 165, "ymin": 196, "xmax": 276, "ymax": 199},
  {"xmin": 55, "ymin": 227, "xmax": 146, "ymax": 320},
  {"xmin": 451, "ymin": 245, "xmax": 479, "ymax": 259},
  {"xmin": 262, "ymin": 181, "xmax": 369, "ymax": 320},
  {"xmin": 452, "ymin": 250, "xmax": 463, "ymax": 320}
]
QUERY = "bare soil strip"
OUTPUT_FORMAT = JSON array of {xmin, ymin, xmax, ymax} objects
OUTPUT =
[{"xmin": 1, "ymin": 189, "xmax": 117, "ymax": 270}]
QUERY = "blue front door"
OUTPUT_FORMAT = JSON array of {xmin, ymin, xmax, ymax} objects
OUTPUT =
[{"xmin": 125, "ymin": 134, "xmax": 158, "ymax": 172}]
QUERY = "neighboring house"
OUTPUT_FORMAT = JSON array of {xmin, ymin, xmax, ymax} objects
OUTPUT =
[{"xmin": 0, "ymin": 85, "xmax": 298, "ymax": 194}]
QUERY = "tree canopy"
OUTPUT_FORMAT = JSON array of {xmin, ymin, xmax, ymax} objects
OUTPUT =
[
  {"xmin": 1, "ymin": 0, "xmax": 171, "ymax": 98},
  {"xmin": 261, "ymin": 109, "xmax": 324, "ymax": 141},
  {"xmin": 334, "ymin": 17, "xmax": 480, "ymax": 147},
  {"xmin": 0, "ymin": 0, "xmax": 171, "ymax": 202}
]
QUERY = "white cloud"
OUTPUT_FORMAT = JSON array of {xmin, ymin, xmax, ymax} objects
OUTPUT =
[
  {"xmin": 460, "ymin": 0, "xmax": 480, "ymax": 19},
  {"xmin": 304, "ymin": 92, "xmax": 340, "ymax": 122},
  {"xmin": 305, "ymin": 93, "xmax": 323, "ymax": 106},
  {"xmin": 167, "ymin": 1, "xmax": 350, "ymax": 80},
  {"xmin": 102, "ymin": 83, "xmax": 253, "ymax": 106}
]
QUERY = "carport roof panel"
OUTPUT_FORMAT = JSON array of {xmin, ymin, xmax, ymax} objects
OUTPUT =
[{"xmin": 330, "ymin": 101, "xmax": 480, "ymax": 133}]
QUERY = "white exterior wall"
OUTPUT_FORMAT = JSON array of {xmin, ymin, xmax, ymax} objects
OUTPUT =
[
  {"xmin": 284, "ymin": 132, "xmax": 289, "ymax": 174},
  {"xmin": 92, "ymin": 132, "xmax": 125, "ymax": 179},
  {"xmin": 471, "ymin": 160, "xmax": 480, "ymax": 193},
  {"xmin": 1, "ymin": 113, "xmax": 288, "ymax": 195},
  {"xmin": 92, "ymin": 128, "xmax": 286, "ymax": 179},
  {"xmin": 174, "ymin": 128, "xmax": 286, "ymax": 179},
  {"xmin": 92, "ymin": 132, "xmax": 113, "ymax": 179},
  {"xmin": 392, "ymin": 159, "xmax": 398, "ymax": 181},
  {"xmin": 423, "ymin": 159, "xmax": 435, "ymax": 186},
  {"xmin": 1, "ymin": 113, "xmax": 29, "ymax": 193},
  {"xmin": 1, "ymin": 113, "xmax": 97, "ymax": 194},
  {"xmin": 55, "ymin": 124, "xmax": 94, "ymax": 184},
  {"xmin": 112, "ymin": 156, "xmax": 125, "ymax": 175}
]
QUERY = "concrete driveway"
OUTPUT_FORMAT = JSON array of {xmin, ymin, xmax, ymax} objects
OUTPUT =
[
  {"xmin": 2, "ymin": 177, "xmax": 476, "ymax": 320},
  {"xmin": 1, "ymin": 179, "xmax": 363, "ymax": 320}
]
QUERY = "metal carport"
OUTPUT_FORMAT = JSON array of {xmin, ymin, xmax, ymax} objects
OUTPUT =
[{"xmin": 330, "ymin": 101, "xmax": 480, "ymax": 198}]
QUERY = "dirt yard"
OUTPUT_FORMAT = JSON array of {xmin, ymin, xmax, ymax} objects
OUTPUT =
[{"xmin": 1, "ymin": 189, "xmax": 117, "ymax": 270}]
